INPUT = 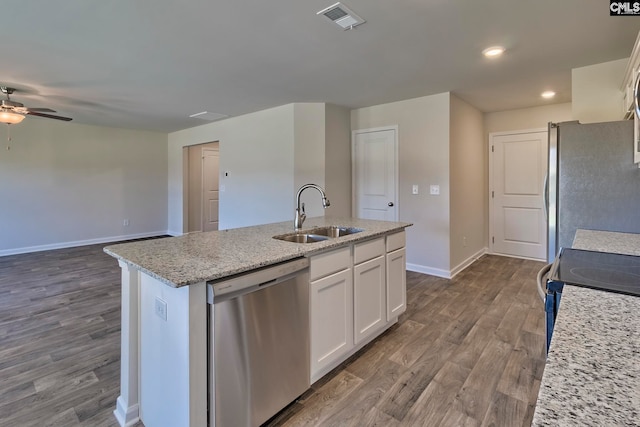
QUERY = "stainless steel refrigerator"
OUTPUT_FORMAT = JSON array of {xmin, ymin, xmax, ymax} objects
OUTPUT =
[{"xmin": 546, "ymin": 120, "xmax": 640, "ymax": 262}]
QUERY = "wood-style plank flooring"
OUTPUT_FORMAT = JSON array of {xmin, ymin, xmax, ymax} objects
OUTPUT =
[
  {"xmin": 266, "ymin": 255, "xmax": 547, "ymax": 427},
  {"xmin": 0, "ymin": 242, "xmax": 546, "ymax": 427}
]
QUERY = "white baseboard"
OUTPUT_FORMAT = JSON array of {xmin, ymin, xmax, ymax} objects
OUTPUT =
[
  {"xmin": 406, "ymin": 247, "xmax": 488, "ymax": 279},
  {"xmin": 450, "ymin": 247, "xmax": 488, "ymax": 278},
  {"xmin": 489, "ymin": 251, "xmax": 546, "ymax": 262},
  {"xmin": 0, "ymin": 231, "xmax": 168, "ymax": 257},
  {"xmin": 166, "ymin": 229, "xmax": 184, "ymax": 237},
  {"xmin": 113, "ymin": 397, "xmax": 139, "ymax": 427},
  {"xmin": 406, "ymin": 263, "xmax": 452, "ymax": 279}
]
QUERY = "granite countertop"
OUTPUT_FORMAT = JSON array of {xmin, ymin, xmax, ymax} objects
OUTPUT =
[
  {"xmin": 532, "ymin": 229, "xmax": 640, "ymax": 426},
  {"xmin": 104, "ymin": 216, "xmax": 411, "ymax": 288}
]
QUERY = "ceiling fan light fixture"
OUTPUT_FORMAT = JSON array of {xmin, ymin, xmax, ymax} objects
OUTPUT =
[{"xmin": 0, "ymin": 110, "xmax": 25, "ymax": 124}]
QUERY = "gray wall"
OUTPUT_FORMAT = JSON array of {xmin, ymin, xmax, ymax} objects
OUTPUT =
[
  {"xmin": 450, "ymin": 95, "xmax": 486, "ymax": 271},
  {"xmin": 325, "ymin": 104, "xmax": 352, "ymax": 217},
  {"xmin": 168, "ymin": 104, "xmax": 296, "ymax": 233},
  {"xmin": 294, "ymin": 103, "xmax": 326, "ymax": 218},
  {"xmin": 168, "ymin": 103, "xmax": 348, "ymax": 234},
  {"xmin": 0, "ymin": 119, "xmax": 168, "ymax": 255},
  {"xmin": 352, "ymin": 93, "xmax": 452, "ymax": 276}
]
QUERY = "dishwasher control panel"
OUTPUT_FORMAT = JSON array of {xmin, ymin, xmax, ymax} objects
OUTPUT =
[{"xmin": 207, "ymin": 257, "xmax": 309, "ymax": 302}]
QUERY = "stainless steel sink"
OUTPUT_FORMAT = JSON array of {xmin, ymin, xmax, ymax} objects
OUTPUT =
[
  {"xmin": 273, "ymin": 233, "xmax": 330, "ymax": 243},
  {"xmin": 274, "ymin": 226, "xmax": 364, "ymax": 243},
  {"xmin": 310, "ymin": 226, "xmax": 364, "ymax": 238}
]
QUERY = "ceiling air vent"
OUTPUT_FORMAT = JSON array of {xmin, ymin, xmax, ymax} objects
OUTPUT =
[
  {"xmin": 189, "ymin": 111, "xmax": 228, "ymax": 122},
  {"xmin": 317, "ymin": 2, "xmax": 365, "ymax": 30}
]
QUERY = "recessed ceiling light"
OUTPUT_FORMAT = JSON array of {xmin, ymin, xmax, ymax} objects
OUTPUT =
[
  {"xmin": 541, "ymin": 91, "xmax": 556, "ymax": 99},
  {"xmin": 482, "ymin": 46, "xmax": 505, "ymax": 58}
]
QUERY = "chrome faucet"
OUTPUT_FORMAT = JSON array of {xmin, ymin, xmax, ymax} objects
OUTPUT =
[{"xmin": 295, "ymin": 184, "xmax": 330, "ymax": 229}]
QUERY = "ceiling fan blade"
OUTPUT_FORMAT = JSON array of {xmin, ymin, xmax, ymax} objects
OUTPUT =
[
  {"xmin": 27, "ymin": 111, "xmax": 72, "ymax": 121},
  {"xmin": 26, "ymin": 107, "xmax": 57, "ymax": 113}
]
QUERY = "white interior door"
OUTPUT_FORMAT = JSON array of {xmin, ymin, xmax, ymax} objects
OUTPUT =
[
  {"xmin": 490, "ymin": 130, "xmax": 547, "ymax": 260},
  {"xmin": 353, "ymin": 128, "xmax": 398, "ymax": 221},
  {"xmin": 202, "ymin": 148, "xmax": 219, "ymax": 232}
]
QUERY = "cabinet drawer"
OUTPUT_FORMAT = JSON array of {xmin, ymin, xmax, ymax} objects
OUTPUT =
[
  {"xmin": 386, "ymin": 231, "xmax": 406, "ymax": 252},
  {"xmin": 354, "ymin": 238, "xmax": 385, "ymax": 265},
  {"xmin": 310, "ymin": 246, "xmax": 351, "ymax": 281}
]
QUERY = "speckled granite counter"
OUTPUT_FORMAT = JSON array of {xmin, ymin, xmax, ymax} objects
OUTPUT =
[
  {"xmin": 532, "ymin": 229, "xmax": 640, "ymax": 426},
  {"xmin": 104, "ymin": 216, "xmax": 411, "ymax": 287}
]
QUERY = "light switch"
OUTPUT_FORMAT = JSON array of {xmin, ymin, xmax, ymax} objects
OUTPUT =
[
  {"xmin": 412, "ymin": 185, "xmax": 419, "ymax": 195},
  {"xmin": 430, "ymin": 185, "xmax": 440, "ymax": 195}
]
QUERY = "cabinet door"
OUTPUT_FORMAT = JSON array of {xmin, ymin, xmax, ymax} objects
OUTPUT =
[
  {"xmin": 310, "ymin": 269, "xmax": 353, "ymax": 380},
  {"xmin": 386, "ymin": 247, "xmax": 406, "ymax": 321},
  {"xmin": 353, "ymin": 256, "xmax": 385, "ymax": 345}
]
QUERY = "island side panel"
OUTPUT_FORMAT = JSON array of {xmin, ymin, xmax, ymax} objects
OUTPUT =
[
  {"xmin": 114, "ymin": 260, "xmax": 140, "ymax": 427},
  {"xmin": 139, "ymin": 273, "xmax": 207, "ymax": 427}
]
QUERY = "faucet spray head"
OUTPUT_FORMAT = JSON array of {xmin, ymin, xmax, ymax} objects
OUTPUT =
[{"xmin": 322, "ymin": 197, "xmax": 330, "ymax": 208}]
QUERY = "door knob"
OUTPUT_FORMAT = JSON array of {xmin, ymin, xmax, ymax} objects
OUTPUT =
[{"xmin": 388, "ymin": 202, "xmax": 394, "ymax": 207}]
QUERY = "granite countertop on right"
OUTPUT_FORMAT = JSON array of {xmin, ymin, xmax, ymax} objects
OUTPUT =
[{"xmin": 532, "ymin": 229, "xmax": 640, "ymax": 426}]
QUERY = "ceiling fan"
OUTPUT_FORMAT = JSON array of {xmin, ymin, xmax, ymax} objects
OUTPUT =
[{"xmin": 0, "ymin": 86, "xmax": 72, "ymax": 124}]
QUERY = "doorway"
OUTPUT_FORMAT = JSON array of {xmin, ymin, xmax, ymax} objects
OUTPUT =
[
  {"xmin": 186, "ymin": 142, "xmax": 219, "ymax": 233},
  {"xmin": 352, "ymin": 127, "xmax": 398, "ymax": 221},
  {"xmin": 489, "ymin": 129, "xmax": 547, "ymax": 260}
]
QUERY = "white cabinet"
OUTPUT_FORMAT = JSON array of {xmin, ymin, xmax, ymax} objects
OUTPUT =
[
  {"xmin": 309, "ymin": 231, "xmax": 407, "ymax": 383},
  {"xmin": 386, "ymin": 231, "xmax": 407, "ymax": 320},
  {"xmin": 309, "ymin": 247, "xmax": 353, "ymax": 382},
  {"xmin": 386, "ymin": 247, "xmax": 406, "ymax": 320},
  {"xmin": 353, "ymin": 238, "xmax": 385, "ymax": 345}
]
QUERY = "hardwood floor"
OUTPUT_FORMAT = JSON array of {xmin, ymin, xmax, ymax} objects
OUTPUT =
[
  {"xmin": 0, "ymin": 243, "xmax": 545, "ymax": 427},
  {"xmin": 266, "ymin": 255, "xmax": 547, "ymax": 427}
]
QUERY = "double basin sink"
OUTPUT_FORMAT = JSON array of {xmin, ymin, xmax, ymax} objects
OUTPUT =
[{"xmin": 274, "ymin": 226, "xmax": 363, "ymax": 243}]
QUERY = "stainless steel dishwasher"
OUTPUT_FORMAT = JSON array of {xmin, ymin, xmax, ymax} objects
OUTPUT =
[{"xmin": 207, "ymin": 257, "xmax": 310, "ymax": 427}]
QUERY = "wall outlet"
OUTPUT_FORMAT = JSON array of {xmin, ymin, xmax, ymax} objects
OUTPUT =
[
  {"xmin": 430, "ymin": 185, "xmax": 440, "ymax": 195},
  {"xmin": 123, "ymin": 219, "xmax": 130, "ymax": 226},
  {"xmin": 155, "ymin": 297, "xmax": 167, "ymax": 321},
  {"xmin": 412, "ymin": 184, "xmax": 419, "ymax": 195}
]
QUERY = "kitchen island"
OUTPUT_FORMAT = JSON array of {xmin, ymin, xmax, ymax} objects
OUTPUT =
[
  {"xmin": 532, "ymin": 229, "xmax": 640, "ymax": 426},
  {"xmin": 104, "ymin": 216, "xmax": 411, "ymax": 427}
]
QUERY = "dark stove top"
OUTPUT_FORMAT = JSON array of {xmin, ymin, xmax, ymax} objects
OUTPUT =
[{"xmin": 549, "ymin": 248, "xmax": 640, "ymax": 297}]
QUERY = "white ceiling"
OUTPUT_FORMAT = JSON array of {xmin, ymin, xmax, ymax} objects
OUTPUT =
[{"xmin": 2, "ymin": 1, "xmax": 639, "ymax": 133}]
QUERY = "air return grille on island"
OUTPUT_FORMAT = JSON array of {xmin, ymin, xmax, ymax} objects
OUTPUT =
[{"xmin": 317, "ymin": 2, "xmax": 366, "ymax": 30}]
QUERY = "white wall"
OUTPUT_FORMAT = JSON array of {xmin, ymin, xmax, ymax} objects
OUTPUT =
[
  {"xmin": 168, "ymin": 103, "xmax": 337, "ymax": 234},
  {"xmin": 484, "ymin": 103, "xmax": 573, "ymax": 135},
  {"xmin": 351, "ymin": 93, "xmax": 451, "ymax": 275},
  {"xmin": 325, "ymin": 104, "xmax": 352, "ymax": 217},
  {"xmin": 168, "ymin": 105, "xmax": 296, "ymax": 233},
  {"xmin": 294, "ymin": 103, "xmax": 326, "ymax": 218},
  {"xmin": 0, "ymin": 119, "xmax": 168, "ymax": 255},
  {"xmin": 449, "ymin": 95, "xmax": 486, "ymax": 272},
  {"xmin": 572, "ymin": 58, "xmax": 628, "ymax": 123}
]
